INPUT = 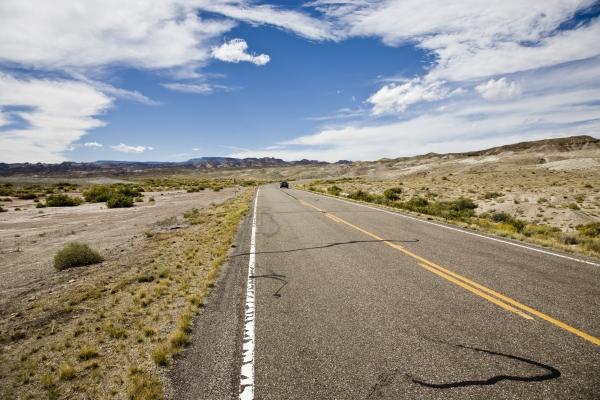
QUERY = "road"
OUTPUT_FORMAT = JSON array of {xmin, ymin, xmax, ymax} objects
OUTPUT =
[{"xmin": 170, "ymin": 185, "xmax": 600, "ymax": 399}]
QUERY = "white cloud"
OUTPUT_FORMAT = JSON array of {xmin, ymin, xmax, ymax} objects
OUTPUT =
[
  {"xmin": 229, "ymin": 60, "xmax": 600, "ymax": 161},
  {"xmin": 199, "ymin": 1, "xmax": 335, "ymax": 41},
  {"xmin": 111, "ymin": 143, "xmax": 153, "ymax": 154},
  {"xmin": 0, "ymin": 1, "xmax": 235, "ymax": 71},
  {"xmin": 84, "ymin": 141, "xmax": 103, "ymax": 148},
  {"xmin": 161, "ymin": 82, "xmax": 232, "ymax": 94},
  {"xmin": 313, "ymin": 0, "xmax": 600, "ymax": 81},
  {"xmin": 0, "ymin": 1, "xmax": 330, "ymax": 162},
  {"xmin": 0, "ymin": 73, "xmax": 112, "ymax": 163},
  {"xmin": 367, "ymin": 79, "xmax": 452, "ymax": 115},
  {"xmin": 211, "ymin": 38, "xmax": 270, "ymax": 65},
  {"xmin": 475, "ymin": 78, "xmax": 522, "ymax": 101}
]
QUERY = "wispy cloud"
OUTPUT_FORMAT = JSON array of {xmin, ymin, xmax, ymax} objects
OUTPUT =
[
  {"xmin": 111, "ymin": 143, "xmax": 153, "ymax": 154},
  {"xmin": 84, "ymin": 141, "xmax": 103, "ymax": 148},
  {"xmin": 161, "ymin": 82, "xmax": 233, "ymax": 94}
]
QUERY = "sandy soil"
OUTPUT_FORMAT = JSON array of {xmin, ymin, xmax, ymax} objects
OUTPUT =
[{"xmin": 0, "ymin": 188, "xmax": 239, "ymax": 312}]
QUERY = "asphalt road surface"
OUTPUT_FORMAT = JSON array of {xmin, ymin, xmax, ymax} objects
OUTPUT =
[{"xmin": 170, "ymin": 185, "xmax": 600, "ymax": 399}]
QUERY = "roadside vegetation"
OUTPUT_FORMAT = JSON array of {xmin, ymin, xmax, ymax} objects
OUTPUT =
[
  {"xmin": 304, "ymin": 179, "xmax": 600, "ymax": 258},
  {"xmin": 0, "ymin": 189, "xmax": 253, "ymax": 399},
  {"xmin": 54, "ymin": 242, "xmax": 104, "ymax": 270},
  {"xmin": 0, "ymin": 178, "xmax": 263, "ymax": 213}
]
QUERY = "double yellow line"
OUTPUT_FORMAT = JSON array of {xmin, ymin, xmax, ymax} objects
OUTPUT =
[{"xmin": 300, "ymin": 199, "xmax": 600, "ymax": 346}]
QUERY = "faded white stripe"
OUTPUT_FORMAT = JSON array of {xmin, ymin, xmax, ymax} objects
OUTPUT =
[{"xmin": 240, "ymin": 189, "xmax": 259, "ymax": 400}]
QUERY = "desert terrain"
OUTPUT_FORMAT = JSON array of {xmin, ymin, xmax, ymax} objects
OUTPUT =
[{"xmin": 0, "ymin": 135, "xmax": 599, "ymax": 398}]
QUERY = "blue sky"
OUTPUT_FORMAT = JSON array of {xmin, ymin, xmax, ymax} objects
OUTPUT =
[{"xmin": 1, "ymin": 1, "xmax": 599, "ymax": 163}]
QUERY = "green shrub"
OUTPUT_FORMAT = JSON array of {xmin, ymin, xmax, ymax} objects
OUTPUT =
[
  {"xmin": 404, "ymin": 196, "xmax": 429, "ymax": 209},
  {"xmin": 327, "ymin": 185, "xmax": 342, "ymax": 196},
  {"xmin": 0, "ymin": 206, "xmax": 6, "ymax": 213},
  {"xmin": 383, "ymin": 187, "xmax": 402, "ymax": 200},
  {"xmin": 486, "ymin": 211, "xmax": 525, "ymax": 232},
  {"xmin": 576, "ymin": 222, "xmax": 600, "ymax": 238},
  {"xmin": 490, "ymin": 211, "xmax": 511, "ymax": 223},
  {"xmin": 449, "ymin": 197, "xmax": 477, "ymax": 211},
  {"xmin": 16, "ymin": 191, "xmax": 38, "ymax": 200},
  {"xmin": 84, "ymin": 184, "xmax": 142, "ymax": 204},
  {"xmin": 565, "ymin": 203, "xmax": 580, "ymax": 210},
  {"xmin": 347, "ymin": 190, "xmax": 375, "ymax": 202},
  {"xmin": 54, "ymin": 242, "xmax": 103, "ymax": 270},
  {"xmin": 83, "ymin": 185, "xmax": 113, "ymax": 202},
  {"xmin": 106, "ymin": 194, "xmax": 134, "ymax": 208},
  {"xmin": 46, "ymin": 194, "xmax": 82, "ymax": 207}
]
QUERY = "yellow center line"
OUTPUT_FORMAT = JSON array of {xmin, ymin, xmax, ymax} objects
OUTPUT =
[{"xmin": 300, "ymin": 198, "xmax": 600, "ymax": 346}]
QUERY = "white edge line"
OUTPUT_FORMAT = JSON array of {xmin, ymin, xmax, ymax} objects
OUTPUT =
[
  {"xmin": 240, "ymin": 188, "xmax": 259, "ymax": 400},
  {"xmin": 303, "ymin": 189, "xmax": 600, "ymax": 267}
]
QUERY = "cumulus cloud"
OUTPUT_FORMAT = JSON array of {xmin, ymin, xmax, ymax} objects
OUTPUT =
[
  {"xmin": 229, "ymin": 60, "xmax": 600, "ymax": 161},
  {"xmin": 0, "ymin": 1, "xmax": 329, "ymax": 162},
  {"xmin": 476, "ymin": 78, "xmax": 522, "ymax": 101},
  {"xmin": 211, "ymin": 39, "xmax": 270, "ymax": 65},
  {"xmin": 367, "ymin": 79, "xmax": 452, "ymax": 115},
  {"xmin": 111, "ymin": 143, "xmax": 153, "ymax": 154},
  {"xmin": 84, "ymin": 141, "xmax": 103, "ymax": 148},
  {"xmin": 0, "ymin": 73, "xmax": 112, "ymax": 163}
]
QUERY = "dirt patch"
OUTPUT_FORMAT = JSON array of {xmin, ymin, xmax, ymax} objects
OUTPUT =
[
  {"xmin": 0, "ymin": 187, "xmax": 241, "ymax": 314},
  {"xmin": 0, "ymin": 188, "xmax": 253, "ymax": 399}
]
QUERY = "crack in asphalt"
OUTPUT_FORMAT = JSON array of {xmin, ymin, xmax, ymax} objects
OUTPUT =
[{"xmin": 408, "ymin": 342, "xmax": 561, "ymax": 389}]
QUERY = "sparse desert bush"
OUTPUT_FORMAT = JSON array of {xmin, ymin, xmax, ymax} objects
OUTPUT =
[
  {"xmin": 384, "ymin": 187, "xmax": 402, "ymax": 200},
  {"xmin": 58, "ymin": 364, "xmax": 75, "ymax": 381},
  {"xmin": 484, "ymin": 192, "xmax": 503, "ymax": 199},
  {"xmin": 348, "ymin": 190, "xmax": 376, "ymax": 202},
  {"xmin": 36, "ymin": 202, "xmax": 46, "ymax": 208},
  {"xmin": 84, "ymin": 184, "xmax": 142, "ymax": 208},
  {"xmin": 128, "ymin": 370, "xmax": 162, "ymax": 400},
  {"xmin": 576, "ymin": 222, "xmax": 600, "ymax": 238},
  {"xmin": 148, "ymin": 196, "xmax": 155, "ymax": 202},
  {"xmin": 557, "ymin": 234, "xmax": 579, "ymax": 245},
  {"xmin": 83, "ymin": 185, "xmax": 113, "ymax": 202},
  {"xmin": 484, "ymin": 211, "xmax": 525, "ymax": 232},
  {"xmin": 78, "ymin": 344, "xmax": 99, "ymax": 361},
  {"xmin": 564, "ymin": 202, "xmax": 580, "ymax": 210},
  {"xmin": 489, "ymin": 211, "xmax": 511, "ymax": 223},
  {"xmin": 327, "ymin": 185, "xmax": 342, "ymax": 196},
  {"xmin": 54, "ymin": 242, "xmax": 103, "ymax": 270},
  {"xmin": 0, "ymin": 206, "xmax": 6, "ymax": 212},
  {"xmin": 106, "ymin": 194, "xmax": 134, "ymax": 208},
  {"xmin": 151, "ymin": 345, "xmax": 169, "ymax": 366},
  {"xmin": 45, "ymin": 194, "xmax": 82, "ymax": 207},
  {"xmin": 15, "ymin": 191, "xmax": 38, "ymax": 200}
]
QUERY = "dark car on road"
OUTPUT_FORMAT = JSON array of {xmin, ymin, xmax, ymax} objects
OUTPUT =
[{"xmin": 280, "ymin": 181, "xmax": 289, "ymax": 188}]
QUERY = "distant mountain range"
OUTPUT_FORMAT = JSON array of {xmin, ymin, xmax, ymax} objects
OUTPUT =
[
  {"xmin": 0, "ymin": 135, "xmax": 597, "ymax": 176},
  {"xmin": 0, "ymin": 156, "xmax": 331, "ymax": 176}
]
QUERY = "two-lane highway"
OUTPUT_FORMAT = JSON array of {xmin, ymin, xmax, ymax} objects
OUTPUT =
[{"xmin": 171, "ymin": 184, "xmax": 600, "ymax": 399}]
